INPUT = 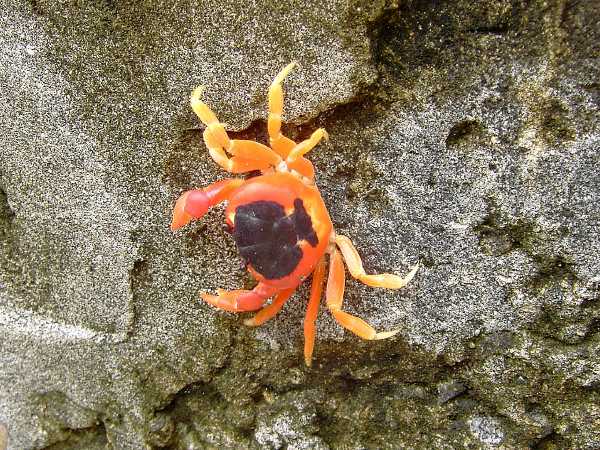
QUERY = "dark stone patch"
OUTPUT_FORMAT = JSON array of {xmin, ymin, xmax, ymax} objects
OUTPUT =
[
  {"xmin": 539, "ymin": 97, "xmax": 575, "ymax": 144},
  {"xmin": 437, "ymin": 380, "xmax": 467, "ymax": 404},
  {"xmin": 233, "ymin": 199, "xmax": 318, "ymax": 279},
  {"xmin": 445, "ymin": 119, "xmax": 487, "ymax": 149},
  {"xmin": 0, "ymin": 186, "xmax": 14, "ymax": 226}
]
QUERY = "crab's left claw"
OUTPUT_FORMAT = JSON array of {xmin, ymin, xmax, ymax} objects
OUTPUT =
[
  {"xmin": 170, "ymin": 190, "xmax": 210, "ymax": 231},
  {"xmin": 201, "ymin": 283, "xmax": 279, "ymax": 312}
]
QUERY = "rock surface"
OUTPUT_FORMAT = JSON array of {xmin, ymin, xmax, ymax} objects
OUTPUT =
[{"xmin": 1, "ymin": 0, "xmax": 599, "ymax": 449}]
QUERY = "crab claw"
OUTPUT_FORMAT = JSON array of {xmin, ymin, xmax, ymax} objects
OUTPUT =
[
  {"xmin": 200, "ymin": 283, "xmax": 279, "ymax": 312},
  {"xmin": 170, "ymin": 190, "xmax": 210, "ymax": 231}
]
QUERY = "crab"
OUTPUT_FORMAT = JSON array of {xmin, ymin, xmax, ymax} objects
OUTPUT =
[{"xmin": 171, "ymin": 62, "xmax": 419, "ymax": 366}]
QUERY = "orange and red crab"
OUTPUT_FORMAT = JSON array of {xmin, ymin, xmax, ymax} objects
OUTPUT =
[{"xmin": 171, "ymin": 62, "xmax": 419, "ymax": 366}]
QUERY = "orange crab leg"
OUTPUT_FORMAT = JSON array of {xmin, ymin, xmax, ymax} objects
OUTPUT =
[
  {"xmin": 335, "ymin": 235, "xmax": 419, "ymax": 288},
  {"xmin": 268, "ymin": 61, "xmax": 297, "ymax": 158},
  {"xmin": 287, "ymin": 128, "xmax": 329, "ymax": 162},
  {"xmin": 229, "ymin": 140, "xmax": 282, "ymax": 165},
  {"xmin": 244, "ymin": 287, "xmax": 296, "ymax": 327},
  {"xmin": 203, "ymin": 130, "xmax": 273, "ymax": 173},
  {"xmin": 266, "ymin": 62, "xmax": 318, "ymax": 180},
  {"xmin": 287, "ymin": 157, "xmax": 315, "ymax": 180},
  {"xmin": 304, "ymin": 256, "xmax": 326, "ymax": 367},
  {"xmin": 201, "ymin": 282, "xmax": 279, "ymax": 312},
  {"xmin": 171, "ymin": 178, "xmax": 244, "ymax": 230},
  {"xmin": 326, "ymin": 247, "xmax": 400, "ymax": 340},
  {"xmin": 271, "ymin": 135, "xmax": 297, "ymax": 159},
  {"xmin": 192, "ymin": 87, "xmax": 281, "ymax": 173}
]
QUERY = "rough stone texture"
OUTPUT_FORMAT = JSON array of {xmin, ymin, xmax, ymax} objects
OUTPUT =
[{"xmin": 0, "ymin": 0, "xmax": 599, "ymax": 449}]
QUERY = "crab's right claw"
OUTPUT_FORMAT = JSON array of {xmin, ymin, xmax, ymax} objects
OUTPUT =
[
  {"xmin": 170, "ymin": 179, "xmax": 246, "ymax": 231},
  {"xmin": 170, "ymin": 191, "xmax": 193, "ymax": 231},
  {"xmin": 170, "ymin": 190, "xmax": 209, "ymax": 231}
]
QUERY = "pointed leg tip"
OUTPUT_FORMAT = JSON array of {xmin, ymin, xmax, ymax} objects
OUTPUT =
[
  {"xmin": 274, "ymin": 62, "xmax": 298, "ymax": 84},
  {"xmin": 405, "ymin": 263, "xmax": 420, "ymax": 281},
  {"xmin": 284, "ymin": 61, "xmax": 298, "ymax": 72},
  {"xmin": 374, "ymin": 261, "xmax": 420, "ymax": 289},
  {"xmin": 243, "ymin": 318, "xmax": 257, "ymax": 327},
  {"xmin": 373, "ymin": 328, "xmax": 401, "ymax": 340},
  {"xmin": 191, "ymin": 85, "xmax": 206, "ymax": 101}
]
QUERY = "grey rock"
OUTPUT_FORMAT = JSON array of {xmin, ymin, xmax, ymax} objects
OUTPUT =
[
  {"xmin": 469, "ymin": 416, "xmax": 505, "ymax": 446},
  {"xmin": 1, "ymin": 0, "xmax": 599, "ymax": 449},
  {"xmin": 437, "ymin": 380, "xmax": 467, "ymax": 404}
]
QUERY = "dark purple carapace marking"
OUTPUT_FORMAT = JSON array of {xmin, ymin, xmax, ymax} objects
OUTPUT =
[{"xmin": 233, "ymin": 199, "xmax": 318, "ymax": 279}]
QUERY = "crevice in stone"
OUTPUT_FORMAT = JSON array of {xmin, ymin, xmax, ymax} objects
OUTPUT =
[
  {"xmin": 0, "ymin": 184, "xmax": 14, "ymax": 235},
  {"xmin": 27, "ymin": 0, "xmax": 44, "ymax": 16},
  {"xmin": 446, "ymin": 119, "xmax": 488, "ymax": 150},
  {"xmin": 538, "ymin": 96, "xmax": 576, "ymax": 144},
  {"xmin": 34, "ymin": 391, "xmax": 107, "ymax": 450},
  {"xmin": 467, "ymin": 25, "xmax": 509, "ymax": 35},
  {"xmin": 125, "ymin": 256, "xmax": 147, "ymax": 338},
  {"xmin": 558, "ymin": 0, "xmax": 576, "ymax": 35},
  {"xmin": 530, "ymin": 430, "xmax": 569, "ymax": 450},
  {"xmin": 473, "ymin": 213, "xmax": 537, "ymax": 257},
  {"xmin": 41, "ymin": 423, "xmax": 108, "ymax": 450}
]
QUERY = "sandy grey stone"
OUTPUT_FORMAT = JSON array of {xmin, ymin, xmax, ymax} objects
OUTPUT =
[
  {"xmin": 1, "ymin": 0, "xmax": 599, "ymax": 449},
  {"xmin": 469, "ymin": 416, "xmax": 505, "ymax": 446}
]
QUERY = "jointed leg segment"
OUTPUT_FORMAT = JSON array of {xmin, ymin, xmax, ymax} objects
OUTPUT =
[
  {"xmin": 191, "ymin": 86, "xmax": 282, "ymax": 173},
  {"xmin": 268, "ymin": 62, "xmax": 297, "ymax": 157},
  {"xmin": 304, "ymin": 257, "xmax": 326, "ymax": 366},
  {"xmin": 244, "ymin": 288, "xmax": 296, "ymax": 327},
  {"xmin": 326, "ymin": 248, "xmax": 401, "ymax": 340},
  {"xmin": 287, "ymin": 128, "xmax": 329, "ymax": 162},
  {"xmin": 335, "ymin": 235, "xmax": 419, "ymax": 289},
  {"xmin": 266, "ymin": 62, "xmax": 323, "ymax": 180}
]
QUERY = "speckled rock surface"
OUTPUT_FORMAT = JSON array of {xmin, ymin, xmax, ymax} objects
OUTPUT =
[{"xmin": 1, "ymin": 0, "xmax": 599, "ymax": 449}]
